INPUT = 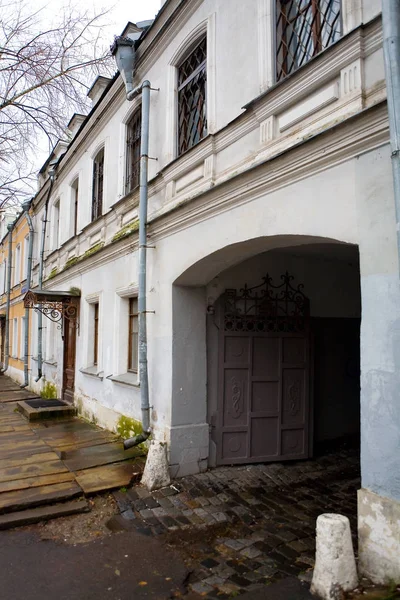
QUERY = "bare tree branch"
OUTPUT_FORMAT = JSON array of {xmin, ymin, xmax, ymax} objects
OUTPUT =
[{"xmin": 0, "ymin": 0, "xmax": 115, "ymax": 208}]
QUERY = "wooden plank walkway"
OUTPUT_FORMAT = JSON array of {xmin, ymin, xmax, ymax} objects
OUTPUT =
[{"xmin": 0, "ymin": 375, "xmax": 145, "ymax": 528}]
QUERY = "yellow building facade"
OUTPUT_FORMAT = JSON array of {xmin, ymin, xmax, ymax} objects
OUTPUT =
[{"xmin": 0, "ymin": 209, "xmax": 33, "ymax": 384}]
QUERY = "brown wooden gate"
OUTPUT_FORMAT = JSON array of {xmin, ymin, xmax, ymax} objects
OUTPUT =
[{"xmin": 216, "ymin": 273, "xmax": 311, "ymax": 465}]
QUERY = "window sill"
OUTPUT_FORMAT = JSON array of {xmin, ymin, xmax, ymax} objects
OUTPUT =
[
  {"xmin": 79, "ymin": 366, "xmax": 104, "ymax": 380},
  {"xmin": 44, "ymin": 359, "xmax": 57, "ymax": 367},
  {"xmin": 107, "ymin": 372, "xmax": 139, "ymax": 388}
]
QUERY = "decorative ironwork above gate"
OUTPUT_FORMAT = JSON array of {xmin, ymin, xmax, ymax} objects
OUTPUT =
[
  {"xmin": 24, "ymin": 290, "xmax": 79, "ymax": 331},
  {"xmin": 224, "ymin": 272, "xmax": 309, "ymax": 333}
]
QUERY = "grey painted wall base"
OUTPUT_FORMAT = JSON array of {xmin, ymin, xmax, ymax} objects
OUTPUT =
[
  {"xmin": 358, "ymin": 488, "xmax": 400, "ymax": 584},
  {"xmin": 167, "ymin": 423, "xmax": 209, "ymax": 478}
]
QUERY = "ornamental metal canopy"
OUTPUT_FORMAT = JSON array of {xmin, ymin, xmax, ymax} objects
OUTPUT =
[{"xmin": 23, "ymin": 289, "xmax": 80, "ymax": 330}]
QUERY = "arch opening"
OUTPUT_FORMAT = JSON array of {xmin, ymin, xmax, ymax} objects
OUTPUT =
[{"xmin": 170, "ymin": 236, "xmax": 360, "ymax": 476}]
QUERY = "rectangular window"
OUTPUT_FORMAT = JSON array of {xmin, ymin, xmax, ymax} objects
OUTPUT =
[
  {"xmin": 126, "ymin": 107, "xmax": 142, "ymax": 194},
  {"xmin": 14, "ymin": 245, "xmax": 21, "ymax": 286},
  {"xmin": 23, "ymin": 235, "xmax": 29, "ymax": 281},
  {"xmin": 276, "ymin": 0, "xmax": 342, "ymax": 82},
  {"xmin": 92, "ymin": 148, "xmax": 104, "ymax": 221},
  {"xmin": 20, "ymin": 317, "xmax": 25, "ymax": 359},
  {"xmin": 12, "ymin": 318, "xmax": 18, "ymax": 357},
  {"xmin": 128, "ymin": 298, "xmax": 138, "ymax": 372},
  {"xmin": 72, "ymin": 178, "xmax": 79, "ymax": 236},
  {"xmin": 3, "ymin": 259, "xmax": 6, "ymax": 293},
  {"xmin": 93, "ymin": 302, "xmax": 99, "ymax": 366},
  {"xmin": 178, "ymin": 36, "xmax": 207, "ymax": 156},
  {"xmin": 53, "ymin": 200, "xmax": 60, "ymax": 250}
]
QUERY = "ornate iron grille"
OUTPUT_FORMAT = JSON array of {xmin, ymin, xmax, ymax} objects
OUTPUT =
[
  {"xmin": 224, "ymin": 272, "xmax": 309, "ymax": 333},
  {"xmin": 178, "ymin": 37, "xmax": 207, "ymax": 156},
  {"xmin": 24, "ymin": 291, "xmax": 79, "ymax": 331},
  {"xmin": 276, "ymin": 0, "xmax": 342, "ymax": 82},
  {"xmin": 92, "ymin": 148, "xmax": 104, "ymax": 221},
  {"xmin": 125, "ymin": 106, "xmax": 141, "ymax": 194}
]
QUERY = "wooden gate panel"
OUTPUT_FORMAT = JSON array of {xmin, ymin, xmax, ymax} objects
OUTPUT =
[
  {"xmin": 252, "ymin": 337, "xmax": 279, "ymax": 379},
  {"xmin": 223, "ymin": 369, "xmax": 249, "ymax": 427},
  {"xmin": 216, "ymin": 273, "xmax": 311, "ymax": 465}
]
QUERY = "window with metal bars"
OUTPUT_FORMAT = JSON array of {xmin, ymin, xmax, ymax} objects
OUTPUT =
[
  {"xmin": 128, "ymin": 297, "xmax": 138, "ymax": 373},
  {"xmin": 276, "ymin": 0, "xmax": 342, "ymax": 82},
  {"xmin": 126, "ymin": 107, "xmax": 142, "ymax": 194},
  {"xmin": 91, "ymin": 148, "xmax": 104, "ymax": 221},
  {"xmin": 177, "ymin": 36, "xmax": 207, "ymax": 156}
]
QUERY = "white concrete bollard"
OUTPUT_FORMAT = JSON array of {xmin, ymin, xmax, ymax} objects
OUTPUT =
[
  {"xmin": 141, "ymin": 441, "xmax": 171, "ymax": 491},
  {"xmin": 311, "ymin": 513, "xmax": 358, "ymax": 599}
]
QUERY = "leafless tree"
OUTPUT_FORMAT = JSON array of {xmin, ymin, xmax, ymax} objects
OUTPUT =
[{"xmin": 0, "ymin": 0, "xmax": 114, "ymax": 208}]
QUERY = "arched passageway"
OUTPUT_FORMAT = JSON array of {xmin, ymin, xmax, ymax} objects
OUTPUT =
[{"xmin": 171, "ymin": 236, "xmax": 360, "ymax": 473}]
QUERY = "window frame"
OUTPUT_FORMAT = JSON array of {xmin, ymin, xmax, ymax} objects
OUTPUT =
[
  {"xmin": 52, "ymin": 199, "xmax": 60, "ymax": 250},
  {"xmin": 275, "ymin": 0, "xmax": 342, "ymax": 82},
  {"xmin": 93, "ymin": 302, "xmax": 99, "ymax": 366},
  {"xmin": 23, "ymin": 235, "xmax": 29, "ymax": 281},
  {"xmin": 12, "ymin": 317, "xmax": 18, "ymax": 358},
  {"xmin": 92, "ymin": 148, "xmax": 105, "ymax": 222},
  {"xmin": 14, "ymin": 244, "xmax": 21, "ymax": 286},
  {"xmin": 71, "ymin": 177, "xmax": 79, "ymax": 237},
  {"xmin": 125, "ymin": 107, "xmax": 142, "ymax": 195},
  {"xmin": 128, "ymin": 297, "xmax": 138, "ymax": 373},
  {"xmin": 177, "ymin": 35, "xmax": 208, "ymax": 156}
]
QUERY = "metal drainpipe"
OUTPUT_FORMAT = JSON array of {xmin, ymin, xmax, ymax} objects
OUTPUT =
[
  {"xmin": 382, "ymin": 1, "xmax": 400, "ymax": 272},
  {"xmin": 2, "ymin": 222, "xmax": 14, "ymax": 373},
  {"xmin": 20, "ymin": 200, "xmax": 34, "ymax": 388},
  {"xmin": 124, "ymin": 80, "xmax": 151, "ymax": 449},
  {"xmin": 36, "ymin": 173, "xmax": 55, "ymax": 381}
]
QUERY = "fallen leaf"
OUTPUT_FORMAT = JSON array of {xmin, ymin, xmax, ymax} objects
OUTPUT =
[
  {"xmin": 165, "ymin": 577, "xmax": 172, "ymax": 581},
  {"xmin": 115, "ymin": 569, "xmax": 120, "ymax": 576},
  {"xmin": 138, "ymin": 581, "xmax": 148, "ymax": 587}
]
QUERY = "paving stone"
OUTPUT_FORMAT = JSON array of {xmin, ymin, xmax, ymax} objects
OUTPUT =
[
  {"xmin": 201, "ymin": 558, "xmax": 220, "ymax": 569},
  {"xmin": 224, "ymin": 539, "xmax": 246, "ymax": 551},
  {"xmin": 133, "ymin": 499, "xmax": 146, "ymax": 511},
  {"xmin": 144, "ymin": 496, "xmax": 159, "ymax": 509},
  {"xmin": 238, "ymin": 547, "xmax": 260, "ymax": 561},
  {"xmin": 156, "ymin": 497, "xmax": 173, "ymax": 510},
  {"xmin": 204, "ymin": 575, "xmax": 225, "ymax": 586},
  {"xmin": 121, "ymin": 508, "xmax": 136, "ymax": 520},
  {"xmin": 135, "ymin": 487, "xmax": 151, "ymax": 499},
  {"xmin": 212, "ymin": 512, "xmax": 228, "ymax": 523},
  {"xmin": 138, "ymin": 508, "xmax": 153, "ymax": 520},
  {"xmin": 151, "ymin": 507, "xmax": 167, "ymax": 518},
  {"xmin": 112, "ymin": 490, "xmax": 132, "ymax": 513},
  {"xmin": 229, "ymin": 573, "xmax": 252, "ymax": 588},
  {"xmin": 117, "ymin": 449, "xmax": 359, "ymax": 596},
  {"xmin": 190, "ymin": 581, "xmax": 213, "ymax": 595}
]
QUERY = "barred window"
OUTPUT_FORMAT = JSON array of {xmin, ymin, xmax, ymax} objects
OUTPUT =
[
  {"xmin": 126, "ymin": 107, "xmax": 141, "ymax": 194},
  {"xmin": 92, "ymin": 148, "xmax": 104, "ymax": 221},
  {"xmin": 178, "ymin": 37, "xmax": 207, "ymax": 156},
  {"xmin": 276, "ymin": 0, "xmax": 342, "ymax": 82}
]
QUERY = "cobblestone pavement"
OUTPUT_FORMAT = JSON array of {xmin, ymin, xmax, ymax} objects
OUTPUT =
[{"xmin": 109, "ymin": 449, "xmax": 360, "ymax": 598}]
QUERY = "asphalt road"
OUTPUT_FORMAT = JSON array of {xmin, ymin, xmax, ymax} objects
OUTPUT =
[{"xmin": 0, "ymin": 529, "xmax": 188, "ymax": 600}]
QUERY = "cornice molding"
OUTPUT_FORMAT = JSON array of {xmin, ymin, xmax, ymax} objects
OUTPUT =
[{"xmin": 148, "ymin": 102, "xmax": 389, "ymax": 242}]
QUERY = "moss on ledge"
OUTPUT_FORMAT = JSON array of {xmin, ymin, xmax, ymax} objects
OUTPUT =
[
  {"xmin": 112, "ymin": 219, "xmax": 139, "ymax": 243},
  {"xmin": 64, "ymin": 256, "xmax": 79, "ymax": 269},
  {"xmin": 82, "ymin": 241, "xmax": 104, "ymax": 259},
  {"xmin": 61, "ymin": 242, "xmax": 105, "ymax": 274},
  {"xmin": 46, "ymin": 267, "xmax": 58, "ymax": 280}
]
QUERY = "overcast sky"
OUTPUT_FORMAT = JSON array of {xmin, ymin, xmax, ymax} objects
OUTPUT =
[{"xmin": 41, "ymin": 0, "xmax": 162, "ymax": 42}]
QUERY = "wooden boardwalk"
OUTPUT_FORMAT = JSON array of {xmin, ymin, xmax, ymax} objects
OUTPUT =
[{"xmin": 0, "ymin": 376, "xmax": 145, "ymax": 529}]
